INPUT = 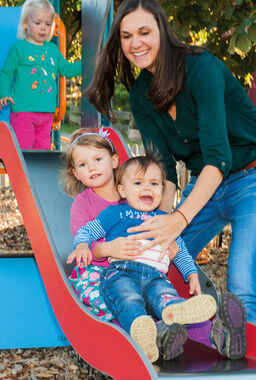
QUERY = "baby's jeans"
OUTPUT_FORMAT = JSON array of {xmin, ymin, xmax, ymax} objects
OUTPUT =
[
  {"xmin": 100, "ymin": 261, "xmax": 185, "ymax": 334},
  {"xmin": 10, "ymin": 111, "xmax": 53, "ymax": 150},
  {"xmin": 180, "ymin": 168, "xmax": 256, "ymax": 324}
]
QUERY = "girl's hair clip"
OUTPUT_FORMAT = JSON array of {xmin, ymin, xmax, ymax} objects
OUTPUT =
[{"xmin": 69, "ymin": 127, "xmax": 114, "ymax": 152}]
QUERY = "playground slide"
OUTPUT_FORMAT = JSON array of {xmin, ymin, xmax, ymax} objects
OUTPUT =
[
  {"xmin": 1, "ymin": 121, "xmax": 256, "ymax": 380},
  {"xmin": 0, "ymin": 122, "xmax": 158, "ymax": 380}
]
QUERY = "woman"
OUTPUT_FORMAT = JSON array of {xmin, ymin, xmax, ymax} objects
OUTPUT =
[{"xmin": 85, "ymin": 0, "xmax": 256, "ymax": 324}]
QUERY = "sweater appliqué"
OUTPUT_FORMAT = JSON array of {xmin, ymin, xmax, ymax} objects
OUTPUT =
[
  {"xmin": 119, "ymin": 209, "xmax": 155, "ymax": 221},
  {"xmin": 28, "ymin": 51, "xmax": 56, "ymax": 93},
  {"xmin": 31, "ymin": 81, "xmax": 38, "ymax": 89}
]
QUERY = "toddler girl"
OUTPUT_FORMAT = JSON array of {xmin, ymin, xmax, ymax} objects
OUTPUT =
[
  {"xmin": 0, "ymin": 0, "xmax": 81, "ymax": 150},
  {"xmin": 63, "ymin": 127, "xmax": 124, "ymax": 321}
]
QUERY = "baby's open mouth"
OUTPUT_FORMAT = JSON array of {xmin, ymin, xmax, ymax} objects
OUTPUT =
[{"xmin": 140, "ymin": 195, "xmax": 153, "ymax": 204}]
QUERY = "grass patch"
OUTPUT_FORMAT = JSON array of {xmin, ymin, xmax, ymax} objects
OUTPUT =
[{"xmin": 61, "ymin": 123, "xmax": 80, "ymax": 136}]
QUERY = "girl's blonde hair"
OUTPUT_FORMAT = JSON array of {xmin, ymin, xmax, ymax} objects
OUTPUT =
[
  {"xmin": 61, "ymin": 129, "xmax": 119, "ymax": 198},
  {"xmin": 17, "ymin": 0, "xmax": 56, "ymax": 41}
]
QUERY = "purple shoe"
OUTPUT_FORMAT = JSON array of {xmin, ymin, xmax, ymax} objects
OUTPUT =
[
  {"xmin": 156, "ymin": 321, "xmax": 188, "ymax": 360},
  {"xmin": 210, "ymin": 292, "xmax": 247, "ymax": 360}
]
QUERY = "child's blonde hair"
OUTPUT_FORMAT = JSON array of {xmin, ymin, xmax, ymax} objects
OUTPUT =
[
  {"xmin": 17, "ymin": 0, "xmax": 56, "ymax": 41},
  {"xmin": 61, "ymin": 129, "xmax": 119, "ymax": 197}
]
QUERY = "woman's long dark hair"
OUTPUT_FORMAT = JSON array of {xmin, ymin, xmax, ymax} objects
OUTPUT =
[{"xmin": 85, "ymin": 0, "xmax": 203, "ymax": 122}]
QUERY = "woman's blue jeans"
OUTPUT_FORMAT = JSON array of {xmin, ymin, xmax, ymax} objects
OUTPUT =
[
  {"xmin": 180, "ymin": 168, "xmax": 256, "ymax": 324},
  {"xmin": 100, "ymin": 261, "xmax": 184, "ymax": 333}
]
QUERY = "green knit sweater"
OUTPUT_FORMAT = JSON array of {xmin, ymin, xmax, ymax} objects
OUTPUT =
[
  {"xmin": 0, "ymin": 39, "xmax": 82, "ymax": 113},
  {"xmin": 130, "ymin": 51, "xmax": 256, "ymax": 185}
]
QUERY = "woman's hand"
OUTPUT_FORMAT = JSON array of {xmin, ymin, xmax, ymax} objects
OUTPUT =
[
  {"xmin": 0, "ymin": 96, "xmax": 14, "ymax": 109},
  {"xmin": 187, "ymin": 273, "xmax": 201, "ymax": 295},
  {"xmin": 127, "ymin": 212, "xmax": 187, "ymax": 259},
  {"xmin": 128, "ymin": 165, "xmax": 224, "ymax": 258},
  {"xmin": 67, "ymin": 243, "xmax": 92, "ymax": 267},
  {"xmin": 94, "ymin": 237, "xmax": 142, "ymax": 261}
]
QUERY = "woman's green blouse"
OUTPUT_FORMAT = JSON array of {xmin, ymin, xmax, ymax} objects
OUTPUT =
[{"xmin": 130, "ymin": 51, "xmax": 256, "ymax": 185}]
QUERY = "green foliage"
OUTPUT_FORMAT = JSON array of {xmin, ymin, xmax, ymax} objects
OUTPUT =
[
  {"xmin": 60, "ymin": 0, "xmax": 81, "ymax": 62},
  {"xmin": 160, "ymin": 0, "xmax": 256, "ymax": 86},
  {"xmin": 0, "ymin": 0, "xmax": 23, "ymax": 6},
  {"xmin": 113, "ymin": 80, "xmax": 130, "ymax": 111},
  {"xmin": 60, "ymin": 0, "xmax": 81, "ymax": 103}
]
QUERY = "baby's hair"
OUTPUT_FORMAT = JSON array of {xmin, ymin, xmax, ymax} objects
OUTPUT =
[
  {"xmin": 117, "ymin": 149, "xmax": 167, "ymax": 190},
  {"xmin": 17, "ymin": 0, "xmax": 56, "ymax": 40},
  {"xmin": 61, "ymin": 129, "xmax": 119, "ymax": 197}
]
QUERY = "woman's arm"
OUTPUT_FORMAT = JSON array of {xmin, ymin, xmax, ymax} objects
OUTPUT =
[
  {"xmin": 177, "ymin": 165, "xmax": 223, "ymax": 223},
  {"xmin": 128, "ymin": 165, "xmax": 223, "ymax": 257},
  {"xmin": 159, "ymin": 180, "xmax": 176, "ymax": 213}
]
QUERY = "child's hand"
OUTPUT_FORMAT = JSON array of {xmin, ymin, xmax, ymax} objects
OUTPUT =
[
  {"xmin": 95, "ymin": 237, "xmax": 142, "ymax": 261},
  {"xmin": 158, "ymin": 240, "xmax": 179, "ymax": 262},
  {"xmin": 187, "ymin": 273, "xmax": 201, "ymax": 295},
  {"xmin": 0, "ymin": 96, "xmax": 14, "ymax": 109},
  {"xmin": 112, "ymin": 237, "xmax": 143, "ymax": 260},
  {"xmin": 67, "ymin": 243, "xmax": 92, "ymax": 267}
]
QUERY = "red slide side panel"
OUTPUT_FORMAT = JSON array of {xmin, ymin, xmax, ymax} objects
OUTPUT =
[{"xmin": 0, "ymin": 122, "xmax": 155, "ymax": 380}]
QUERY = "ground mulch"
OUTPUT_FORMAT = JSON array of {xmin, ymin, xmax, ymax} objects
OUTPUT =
[{"xmin": 0, "ymin": 187, "xmax": 229, "ymax": 379}]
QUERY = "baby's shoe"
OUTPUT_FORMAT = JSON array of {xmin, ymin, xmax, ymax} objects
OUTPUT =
[
  {"xmin": 130, "ymin": 315, "xmax": 159, "ymax": 363},
  {"xmin": 210, "ymin": 292, "xmax": 247, "ymax": 360},
  {"xmin": 162, "ymin": 294, "xmax": 217, "ymax": 325},
  {"xmin": 156, "ymin": 321, "xmax": 188, "ymax": 360}
]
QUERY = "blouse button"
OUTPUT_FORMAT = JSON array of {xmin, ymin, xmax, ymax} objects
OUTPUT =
[
  {"xmin": 222, "ymin": 161, "xmax": 225, "ymax": 166},
  {"xmin": 184, "ymin": 139, "xmax": 188, "ymax": 143}
]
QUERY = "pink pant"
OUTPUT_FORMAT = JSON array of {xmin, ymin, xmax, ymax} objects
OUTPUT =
[{"xmin": 10, "ymin": 112, "xmax": 53, "ymax": 150}]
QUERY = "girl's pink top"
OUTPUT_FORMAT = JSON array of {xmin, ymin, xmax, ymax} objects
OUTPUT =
[{"xmin": 70, "ymin": 187, "xmax": 121, "ymax": 266}]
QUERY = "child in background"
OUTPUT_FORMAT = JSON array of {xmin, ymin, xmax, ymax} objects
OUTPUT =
[
  {"xmin": 0, "ymin": 0, "xmax": 81, "ymax": 150},
  {"xmin": 73, "ymin": 153, "xmax": 219, "ymax": 363},
  {"xmin": 63, "ymin": 128, "xmax": 188, "ymax": 361}
]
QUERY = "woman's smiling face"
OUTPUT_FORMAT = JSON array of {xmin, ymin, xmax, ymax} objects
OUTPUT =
[{"xmin": 120, "ymin": 7, "xmax": 160, "ymax": 73}]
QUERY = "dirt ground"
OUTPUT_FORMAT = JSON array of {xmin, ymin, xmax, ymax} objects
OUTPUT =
[{"xmin": 0, "ymin": 188, "xmax": 230, "ymax": 379}]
